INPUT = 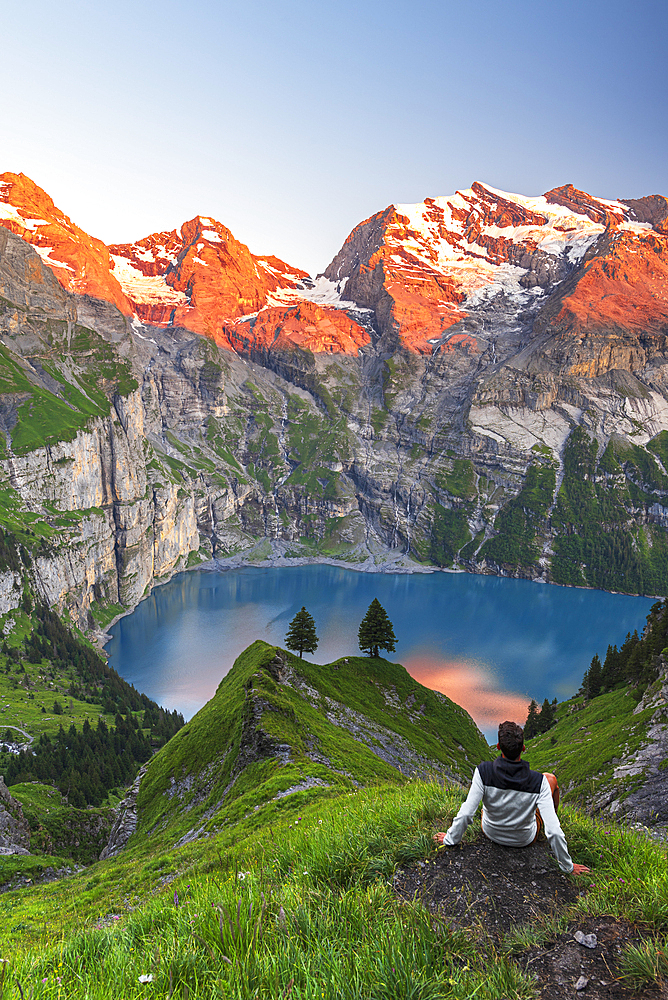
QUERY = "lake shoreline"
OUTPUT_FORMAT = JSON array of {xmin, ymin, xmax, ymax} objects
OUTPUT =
[
  {"xmin": 96, "ymin": 541, "xmax": 662, "ymax": 655},
  {"xmin": 102, "ymin": 561, "xmax": 655, "ymax": 736}
]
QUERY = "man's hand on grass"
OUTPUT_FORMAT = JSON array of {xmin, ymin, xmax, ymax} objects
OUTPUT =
[
  {"xmin": 571, "ymin": 863, "xmax": 591, "ymax": 875},
  {"xmin": 433, "ymin": 832, "xmax": 448, "ymax": 846}
]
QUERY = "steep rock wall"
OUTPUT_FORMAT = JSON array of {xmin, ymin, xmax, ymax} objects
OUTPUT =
[{"xmin": 4, "ymin": 210, "xmax": 668, "ymax": 621}]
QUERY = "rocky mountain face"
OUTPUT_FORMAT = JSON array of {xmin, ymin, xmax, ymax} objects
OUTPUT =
[
  {"xmin": 1, "ymin": 173, "xmax": 668, "ymax": 625},
  {"xmin": 0, "ymin": 776, "xmax": 30, "ymax": 855}
]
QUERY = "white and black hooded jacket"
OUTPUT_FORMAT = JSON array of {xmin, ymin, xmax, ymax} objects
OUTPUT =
[{"xmin": 443, "ymin": 756, "xmax": 574, "ymax": 873}]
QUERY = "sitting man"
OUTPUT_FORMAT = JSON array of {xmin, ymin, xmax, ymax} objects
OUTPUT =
[{"xmin": 433, "ymin": 720, "xmax": 590, "ymax": 875}]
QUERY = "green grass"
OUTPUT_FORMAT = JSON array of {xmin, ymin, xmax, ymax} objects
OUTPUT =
[
  {"xmin": 9, "ymin": 783, "xmax": 115, "ymax": 864},
  {"xmin": 620, "ymin": 934, "xmax": 668, "ymax": 988},
  {"xmin": 370, "ymin": 408, "xmax": 388, "ymax": 435},
  {"xmin": 0, "ymin": 664, "xmax": 111, "ymax": 741},
  {"xmin": 0, "ymin": 637, "xmax": 665, "ymax": 991},
  {"xmin": 435, "ymin": 459, "xmax": 476, "ymax": 501},
  {"xmin": 0, "ymin": 777, "xmax": 666, "ymax": 998},
  {"xmin": 0, "ymin": 851, "xmax": 73, "ymax": 890},
  {"xmin": 89, "ymin": 602, "xmax": 127, "ymax": 631},
  {"xmin": 523, "ymin": 686, "xmax": 654, "ymax": 805},
  {"xmin": 0, "ymin": 322, "xmax": 137, "ymax": 456},
  {"xmin": 0, "ymin": 612, "xmax": 115, "ymax": 743}
]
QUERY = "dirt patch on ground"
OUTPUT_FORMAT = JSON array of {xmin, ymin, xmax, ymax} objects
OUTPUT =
[
  {"xmin": 393, "ymin": 837, "xmax": 665, "ymax": 998},
  {"xmin": 520, "ymin": 916, "xmax": 665, "ymax": 999},
  {"xmin": 393, "ymin": 837, "xmax": 584, "ymax": 936}
]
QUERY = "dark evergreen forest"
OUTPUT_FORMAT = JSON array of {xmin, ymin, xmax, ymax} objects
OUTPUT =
[
  {"xmin": 580, "ymin": 597, "xmax": 668, "ymax": 698},
  {"xmin": 0, "ymin": 603, "xmax": 183, "ymax": 806},
  {"xmin": 4, "ymin": 715, "xmax": 156, "ymax": 807}
]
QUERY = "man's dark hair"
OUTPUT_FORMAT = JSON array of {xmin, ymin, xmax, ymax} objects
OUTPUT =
[{"xmin": 498, "ymin": 721, "xmax": 524, "ymax": 760}]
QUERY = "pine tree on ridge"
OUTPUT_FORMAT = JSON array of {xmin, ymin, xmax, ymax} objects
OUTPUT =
[
  {"xmin": 285, "ymin": 607, "xmax": 318, "ymax": 658},
  {"xmin": 358, "ymin": 599, "xmax": 396, "ymax": 658}
]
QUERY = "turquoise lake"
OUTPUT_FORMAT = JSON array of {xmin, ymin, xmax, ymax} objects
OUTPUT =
[{"xmin": 105, "ymin": 565, "xmax": 655, "ymax": 741}]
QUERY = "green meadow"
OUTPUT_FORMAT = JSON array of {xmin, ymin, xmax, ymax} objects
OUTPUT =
[{"xmin": 0, "ymin": 780, "xmax": 667, "ymax": 999}]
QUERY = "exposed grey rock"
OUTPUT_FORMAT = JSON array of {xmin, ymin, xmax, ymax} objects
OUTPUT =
[
  {"xmin": 3, "ymin": 222, "xmax": 668, "ymax": 639},
  {"xmin": 279, "ymin": 661, "xmax": 468, "ymax": 783},
  {"xmin": 0, "ymin": 775, "xmax": 30, "ymax": 854},
  {"xmin": 99, "ymin": 765, "xmax": 147, "ymax": 859},
  {"xmin": 573, "ymin": 931, "xmax": 598, "ymax": 949}
]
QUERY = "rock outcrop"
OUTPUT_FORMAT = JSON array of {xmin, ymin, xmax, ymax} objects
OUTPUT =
[
  {"xmin": 0, "ymin": 776, "xmax": 30, "ymax": 855},
  {"xmin": 99, "ymin": 765, "xmax": 147, "ymax": 860},
  {"xmin": 596, "ymin": 659, "xmax": 668, "ymax": 826}
]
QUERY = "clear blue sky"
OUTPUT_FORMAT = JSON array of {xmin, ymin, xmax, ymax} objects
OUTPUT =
[{"xmin": 3, "ymin": 0, "xmax": 666, "ymax": 274}]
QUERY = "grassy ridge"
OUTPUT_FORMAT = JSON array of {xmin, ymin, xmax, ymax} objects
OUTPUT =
[
  {"xmin": 0, "ymin": 639, "xmax": 666, "ymax": 997},
  {"xmin": 133, "ymin": 641, "xmax": 490, "ymax": 849}
]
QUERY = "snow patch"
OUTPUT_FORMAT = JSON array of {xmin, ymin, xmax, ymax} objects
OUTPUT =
[
  {"xmin": 619, "ymin": 221, "xmax": 653, "ymax": 235},
  {"xmin": 255, "ymin": 259, "xmax": 303, "ymax": 282},
  {"xmin": 232, "ymin": 312, "xmax": 259, "ymax": 324},
  {"xmin": 385, "ymin": 182, "xmax": 621, "ymax": 305},
  {"xmin": 113, "ymin": 243, "xmax": 179, "ymax": 268},
  {"xmin": 201, "ymin": 229, "xmax": 222, "ymax": 243},
  {"xmin": 567, "ymin": 234, "xmax": 600, "ymax": 263},
  {"xmin": 0, "ymin": 202, "xmax": 48, "ymax": 231},
  {"xmin": 592, "ymin": 195, "xmax": 627, "ymax": 213},
  {"xmin": 110, "ymin": 255, "xmax": 188, "ymax": 306},
  {"xmin": 131, "ymin": 315, "xmax": 158, "ymax": 345},
  {"xmin": 35, "ymin": 246, "xmax": 74, "ymax": 271},
  {"xmin": 266, "ymin": 275, "xmax": 369, "ymax": 311}
]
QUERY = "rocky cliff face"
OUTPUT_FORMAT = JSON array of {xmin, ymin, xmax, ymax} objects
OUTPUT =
[
  {"xmin": 0, "ymin": 776, "xmax": 30, "ymax": 855},
  {"xmin": 1, "ymin": 175, "xmax": 668, "ymax": 623}
]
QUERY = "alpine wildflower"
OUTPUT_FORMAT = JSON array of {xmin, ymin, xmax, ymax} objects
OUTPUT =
[{"xmin": 139, "ymin": 973, "xmax": 154, "ymax": 984}]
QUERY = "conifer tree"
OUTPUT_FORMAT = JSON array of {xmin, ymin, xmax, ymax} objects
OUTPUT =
[
  {"xmin": 600, "ymin": 643, "xmax": 617, "ymax": 690},
  {"xmin": 285, "ymin": 607, "xmax": 318, "ymax": 658},
  {"xmin": 586, "ymin": 654, "xmax": 602, "ymax": 698},
  {"xmin": 538, "ymin": 697, "xmax": 555, "ymax": 732},
  {"xmin": 524, "ymin": 698, "xmax": 539, "ymax": 739},
  {"xmin": 358, "ymin": 599, "xmax": 396, "ymax": 658}
]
